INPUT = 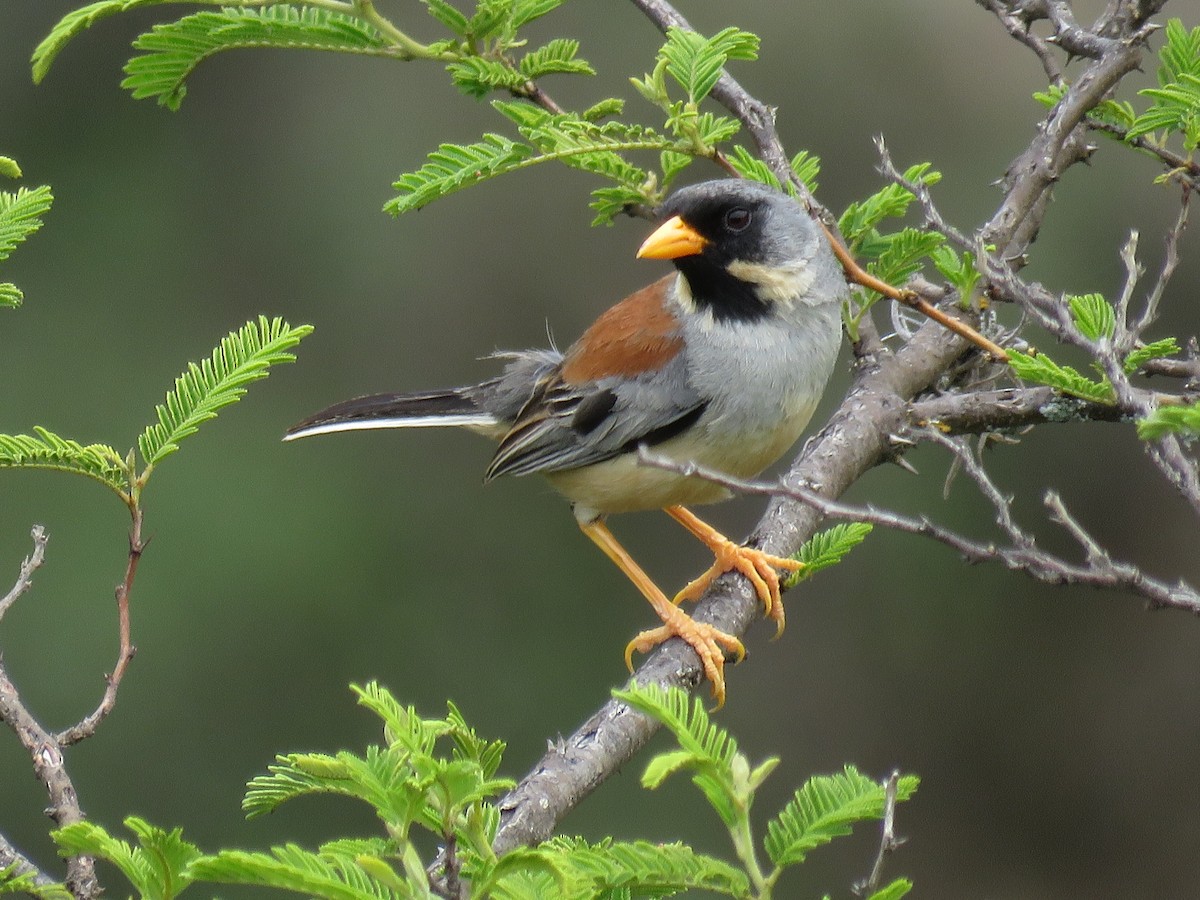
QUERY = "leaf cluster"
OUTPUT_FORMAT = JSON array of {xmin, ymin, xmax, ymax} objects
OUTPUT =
[
  {"xmin": 0, "ymin": 864, "xmax": 72, "ymax": 900},
  {"xmin": 0, "ymin": 165, "xmax": 53, "ymax": 308},
  {"xmin": 0, "ymin": 316, "xmax": 311, "ymax": 506},
  {"xmin": 42, "ymin": 683, "xmax": 916, "ymax": 899},
  {"xmin": 1035, "ymin": 19, "xmax": 1200, "ymax": 162},
  {"xmin": 618, "ymin": 684, "xmax": 917, "ymax": 899},
  {"xmin": 1007, "ymin": 292, "xmax": 1179, "ymax": 409}
]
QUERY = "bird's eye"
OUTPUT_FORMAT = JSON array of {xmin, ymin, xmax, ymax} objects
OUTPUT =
[{"xmin": 723, "ymin": 207, "xmax": 752, "ymax": 233}]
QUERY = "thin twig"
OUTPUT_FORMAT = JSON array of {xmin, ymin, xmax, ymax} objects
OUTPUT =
[
  {"xmin": 855, "ymin": 771, "xmax": 903, "ymax": 896},
  {"xmin": 635, "ymin": 446, "xmax": 1200, "ymax": 613},
  {"xmin": 56, "ymin": 506, "xmax": 144, "ymax": 747},
  {"xmin": 0, "ymin": 526, "xmax": 47, "ymax": 621}
]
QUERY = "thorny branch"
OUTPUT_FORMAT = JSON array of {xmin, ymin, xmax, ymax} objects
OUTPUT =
[{"xmin": 635, "ymin": 443, "xmax": 1200, "ymax": 614}]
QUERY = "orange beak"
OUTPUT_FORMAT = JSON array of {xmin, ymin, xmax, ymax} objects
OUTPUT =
[{"xmin": 636, "ymin": 215, "xmax": 709, "ymax": 260}]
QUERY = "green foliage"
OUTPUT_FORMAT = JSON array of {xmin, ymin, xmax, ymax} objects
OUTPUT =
[
  {"xmin": 1127, "ymin": 19, "xmax": 1200, "ymax": 151},
  {"xmin": 657, "ymin": 26, "xmax": 759, "ymax": 104},
  {"xmin": 763, "ymin": 766, "xmax": 918, "ymax": 868},
  {"xmin": 33, "ymin": 0, "xmax": 176, "ymax": 83},
  {"xmin": 0, "ymin": 427, "xmax": 129, "ymax": 497},
  {"xmin": 138, "ymin": 315, "xmax": 312, "ymax": 469},
  {"xmin": 1124, "ymin": 336, "xmax": 1180, "ymax": 374},
  {"xmin": 518, "ymin": 38, "xmax": 594, "ymax": 80},
  {"xmin": 839, "ymin": 163, "xmax": 940, "ymax": 248},
  {"xmin": 785, "ymin": 522, "xmax": 873, "ymax": 588},
  {"xmin": 47, "ymin": 684, "xmax": 918, "ymax": 898},
  {"xmin": 930, "ymin": 245, "xmax": 981, "ymax": 303},
  {"xmin": 0, "ymin": 182, "xmax": 53, "ymax": 308},
  {"xmin": 123, "ymin": 6, "xmax": 391, "ymax": 110},
  {"xmin": 1008, "ymin": 350, "xmax": 1115, "ymax": 404},
  {"xmin": 1138, "ymin": 400, "xmax": 1200, "ymax": 439},
  {"xmin": 54, "ymin": 817, "xmax": 201, "ymax": 900},
  {"xmin": 386, "ymin": 134, "xmax": 535, "ymax": 215},
  {"xmin": 0, "ymin": 863, "xmax": 71, "ymax": 900},
  {"xmin": 1068, "ymin": 292, "xmax": 1116, "ymax": 341}
]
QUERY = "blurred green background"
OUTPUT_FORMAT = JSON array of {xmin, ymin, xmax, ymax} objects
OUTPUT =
[{"xmin": 3, "ymin": 2, "xmax": 1199, "ymax": 897}]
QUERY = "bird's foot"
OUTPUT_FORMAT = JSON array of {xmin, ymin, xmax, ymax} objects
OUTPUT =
[
  {"xmin": 625, "ymin": 605, "xmax": 745, "ymax": 709},
  {"xmin": 674, "ymin": 540, "xmax": 804, "ymax": 637}
]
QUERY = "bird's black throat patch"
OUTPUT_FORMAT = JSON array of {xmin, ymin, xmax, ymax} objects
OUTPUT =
[{"xmin": 675, "ymin": 256, "xmax": 772, "ymax": 324}]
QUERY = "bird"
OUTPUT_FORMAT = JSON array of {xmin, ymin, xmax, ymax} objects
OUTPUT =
[{"xmin": 285, "ymin": 179, "xmax": 846, "ymax": 706}]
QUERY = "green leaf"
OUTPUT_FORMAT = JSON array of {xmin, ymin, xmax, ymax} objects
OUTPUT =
[
  {"xmin": 785, "ymin": 522, "xmax": 872, "ymax": 588},
  {"xmin": 868, "ymin": 878, "xmax": 914, "ymax": 900},
  {"xmin": 764, "ymin": 766, "xmax": 919, "ymax": 868},
  {"xmin": 1068, "ymin": 293, "xmax": 1116, "ymax": 341},
  {"xmin": 518, "ymin": 38, "xmax": 594, "ymax": 80},
  {"xmin": 725, "ymin": 145, "xmax": 780, "ymax": 188},
  {"xmin": 1127, "ymin": 20, "xmax": 1200, "ymax": 149},
  {"xmin": 0, "ymin": 157, "xmax": 21, "ymax": 179},
  {"xmin": 659, "ymin": 26, "xmax": 758, "ymax": 102},
  {"xmin": 0, "ymin": 284, "xmax": 23, "ymax": 309},
  {"xmin": 930, "ymin": 245, "xmax": 981, "ymax": 300},
  {"xmin": 0, "ymin": 185, "xmax": 53, "ymax": 264},
  {"xmin": 838, "ymin": 163, "xmax": 940, "ymax": 247},
  {"xmin": 615, "ymin": 684, "xmax": 740, "ymax": 825},
  {"xmin": 387, "ymin": 134, "xmax": 534, "ymax": 214},
  {"xmin": 528, "ymin": 837, "xmax": 749, "ymax": 898},
  {"xmin": 448, "ymin": 56, "xmax": 529, "ymax": 97},
  {"xmin": 589, "ymin": 184, "xmax": 653, "ymax": 227},
  {"xmin": 33, "ymin": 0, "xmax": 165, "ymax": 83},
  {"xmin": 511, "ymin": 0, "xmax": 566, "ymax": 28},
  {"xmin": 0, "ymin": 426, "xmax": 128, "ymax": 497},
  {"xmin": 54, "ymin": 817, "xmax": 201, "ymax": 900},
  {"xmin": 190, "ymin": 844, "xmax": 400, "ymax": 900},
  {"xmin": 1123, "ymin": 336, "xmax": 1180, "ymax": 373},
  {"xmin": 864, "ymin": 227, "xmax": 944, "ymax": 289},
  {"xmin": 0, "ymin": 863, "xmax": 72, "ymax": 900},
  {"xmin": 790, "ymin": 149, "xmax": 821, "ymax": 193},
  {"xmin": 138, "ymin": 316, "xmax": 312, "ymax": 468},
  {"xmin": 122, "ymin": 6, "xmax": 389, "ymax": 111},
  {"xmin": 1008, "ymin": 349, "xmax": 1116, "ymax": 404},
  {"xmin": 468, "ymin": 0, "xmax": 514, "ymax": 42},
  {"xmin": 581, "ymin": 98, "xmax": 624, "ymax": 122},
  {"xmin": 1137, "ymin": 401, "xmax": 1200, "ymax": 439},
  {"xmin": 421, "ymin": 0, "xmax": 470, "ymax": 35}
]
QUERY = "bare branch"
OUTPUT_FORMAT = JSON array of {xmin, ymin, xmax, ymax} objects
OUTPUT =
[
  {"xmin": 56, "ymin": 506, "xmax": 144, "ymax": 747},
  {"xmin": 0, "ymin": 532, "xmax": 99, "ymax": 899},
  {"xmin": 0, "ymin": 526, "xmax": 47, "ymax": 622},
  {"xmin": 855, "ymin": 771, "xmax": 904, "ymax": 896},
  {"xmin": 635, "ymin": 445, "xmax": 1200, "ymax": 614}
]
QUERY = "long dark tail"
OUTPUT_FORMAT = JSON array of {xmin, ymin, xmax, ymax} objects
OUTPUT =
[{"xmin": 284, "ymin": 389, "xmax": 497, "ymax": 441}]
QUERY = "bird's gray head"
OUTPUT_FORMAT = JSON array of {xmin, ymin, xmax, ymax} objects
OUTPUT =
[{"xmin": 638, "ymin": 179, "xmax": 832, "ymax": 323}]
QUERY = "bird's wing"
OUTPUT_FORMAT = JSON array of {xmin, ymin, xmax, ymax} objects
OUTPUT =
[
  {"xmin": 482, "ymin": 276, "xmax": 706, "ymax": 480},
  {"xmin": 483, "ymin": 353, "xmax": 706, "ymax": 480}
]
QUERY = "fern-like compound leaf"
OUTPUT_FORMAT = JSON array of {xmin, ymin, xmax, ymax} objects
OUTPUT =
[
  {"xmin": 0, "ymin": 427, "xmax": 128, "ymax": 497},
  {"xmin": 122, "ymin": 6, "xmax": 390, "ymax": 110},
  {"xmin": 0, "ymin": 185, "xmax": 53, "ymax": 264},
  {"xmin": 764, "ymin": 766, "xmax": 919, "ymax": 868},
  {"xmin": 138, "ymin": 316, "xmax": 312, "ymax": 468}
]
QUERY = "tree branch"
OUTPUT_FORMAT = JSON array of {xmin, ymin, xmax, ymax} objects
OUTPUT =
[{"xmin": 0, "ymin": 529, "xmax": 99, "ymax": 899}]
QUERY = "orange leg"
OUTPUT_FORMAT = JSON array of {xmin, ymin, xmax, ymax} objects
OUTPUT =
[
  {"xmin": 580, "ymin": 518, "xmax": 743, "ymax": 708},
  {"xmin": 666, "ymin": 505, "xmax": 804, "ymax": 638}
]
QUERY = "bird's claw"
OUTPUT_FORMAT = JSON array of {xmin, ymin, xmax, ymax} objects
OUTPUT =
[
  {"xmin": 625, "ymin": 613, "xmax": 745, "ymax": 709},
  {"xmin": 675, "ymin": 540, "xmax": 804, "ymax": 638}
]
